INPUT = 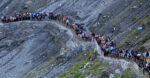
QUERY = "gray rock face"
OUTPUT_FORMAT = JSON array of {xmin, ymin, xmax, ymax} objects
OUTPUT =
[{"xmin": 0, "ymin": 21, "xmax": 70, "ymax": 78}]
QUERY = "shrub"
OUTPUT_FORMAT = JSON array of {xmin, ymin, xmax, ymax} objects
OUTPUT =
[
  {"xmin": 142, "ymin": 34, "xmax": 150, "ymax": 44},
  {"xmin": 131, "ymin": 16, "xmax": 136, "ymax": 21},
  {"xmin": 125, "ymin": 41, "xmax": 131, "ymax": 46},
  {"xmin": 139, "ymin": 46, "xmax": 146, "ymax": 52},
  {"xmin": 58, "ymin": 49, "xmax": 94, "ymax": 78},
  {"xmin": 74, "ymin": 72, "xmax": 85, "ymax": 78},
  {"xmin": 114, "ymin": 68, "xmax": 136, "ymax": 78}
]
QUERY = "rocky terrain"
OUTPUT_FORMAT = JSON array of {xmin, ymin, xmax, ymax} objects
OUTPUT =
[{"xmin": 0, "ymin": 0, "xmax": 150, "ymax": 78}]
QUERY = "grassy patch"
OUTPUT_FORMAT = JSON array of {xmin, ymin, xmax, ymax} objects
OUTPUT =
[
  {"xmin": 52, "ymin": 36, "xmax": 59, "ymax": 44},
  {"xmin": 140, "ymin": 14, "xmax": 150, "ymax": 26},
  {"xmin": 114, "ymin": 68, "xmax": 136, "ymax": 78},
  {"xmin": 25, "ymin": 49, "xmax": 62, "ymax": 78},
  {"xmin": 76, "ymin": 50, "xmax": 88, "ymax": 61},
  {"xmin": 43, "ymin": 50, "xmax": 51, "ymax": 57},
  {"xmin": 139, "ymin": 45, "xmax": 146, "ymax": 51},
  {"xmin": 58, "ymin": 49, "xmax": 94, "ymax": 78},
  {"xmin": 36, "ymin": 50, "xmax": 61, "ymax": 73},
  {"xmin": 125, "ymin": 41, "xmax": 131, "ymax": 46},
  {"xmin": 28, "ymin": 72, "xmax": 34, "ymax": 78},
  {"xmin": 74, "ymin": 72, "xmax": 85, "ymax": 78},
  {"xmin": 131, "ymin": 16, "xmax": 137, "ymax": 21},
  {"xmin": 101, "ymin": 72, "xmax": 109, "ymax": 78},
  {"xmin": 86, "ymin": 59, "xmax": 109, "ymax": 75},
  {"xmin": 142, "ymin": 34, "xmax": 150, "ymax": 44}
]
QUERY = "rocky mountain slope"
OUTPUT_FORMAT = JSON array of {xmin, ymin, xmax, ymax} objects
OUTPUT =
[{"xmin": 0, "ymin": 0, "xmax": 149, "ymax": 78}]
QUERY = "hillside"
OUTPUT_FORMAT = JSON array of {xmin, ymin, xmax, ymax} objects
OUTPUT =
[{"xmin": 0, "ymin": 0, "xmax": 150, "ymax": 78}]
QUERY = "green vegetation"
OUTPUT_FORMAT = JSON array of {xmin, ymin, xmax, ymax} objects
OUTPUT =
[
  {"xmin": 140, "ymin": 14, "xmax": 150, "ymax": 26},
  {"xmin": 57, "ymin": 57, "xmax": 64, "ymax": 62},
  {"xmin": 114, "ymin": 68, "xmax": 136, "ymax": 78},
  {"xmin": 125, "ymin": 41, "xmax": 131, "ymax": 46},
  {"xmin": 28, "ymin": 72, "xmax": 34, "ymax": 78},
  {"xmin": 58, "ymin": 49, "xmax": 94, "ymax": 78},
  {"xmin": 74, "ymin": 72, "xmax": 85, "ymax": 78},
  {"xmin": 43, "ymin": 50, "xmax": 51, "ymax": 57},
  {"xmin": 117, "ymin": 14, "xmax": 150, "ymax": 48},
  {"xmin": 53, "ymin": 36, "xmax": 59, "ymax": 44},
  {"xmin": 76, "ymin": 50, "xmax": 87, "ymax": 61},
  {"xmin": 36, "ymin": 50, "xmax": 61, "ymax": 73},
  {"xmin": 101, "ymin": 72, "xmax": 109, "ymax": 78},
  {"xmin": 58, "ymin": 49, "xmax": 109, "ymax": 78},
  {"xmin": 24, "ymin": 49, "xmax": 62, "ymax": 78},
  {"xmin": 86, "ymin": 59, "xmax": 109, "ymax": 75},
  {"xmin": 142, "ymin": 34, "xmax": 150, "ymax": 44},
  {"xmin": 131, "ymin": 16, "xmax": 137, "ymax": 21},
  {"xmin": 139, "ymin": 45, "xmax": 146, "ymax": 51}
]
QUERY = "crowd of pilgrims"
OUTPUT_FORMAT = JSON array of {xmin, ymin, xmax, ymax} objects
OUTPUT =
[{"xmin": 1, "ymin": 12, "xmax": 150, "ymax": 74}]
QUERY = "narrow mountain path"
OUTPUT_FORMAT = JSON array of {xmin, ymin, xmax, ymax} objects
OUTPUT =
[{"xmin": 51, "ymin": 20, "xmax": 146, "ymax": 78}]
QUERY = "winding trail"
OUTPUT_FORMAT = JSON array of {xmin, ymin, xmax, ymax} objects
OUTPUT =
[{"xmin": 51, "ymin": 20, "xmax": 146, "ymax": 78}]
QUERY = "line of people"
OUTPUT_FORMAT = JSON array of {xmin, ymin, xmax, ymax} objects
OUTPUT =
[
  {"xmin": 1, "ymin": 12, "xmax": 92, "ymax": 41},
  {"xmin": 1, "ymin": 12, "xmax": 150, "ymax": 75},
  {"xmin": 98, "ymin": 34, "xmax": 150, "ymax": 74}
]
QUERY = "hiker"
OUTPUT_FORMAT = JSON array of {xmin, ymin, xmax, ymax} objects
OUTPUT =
[
  {"xmin": 49, "ymin": 12, "xmax": 53, "ymax": 19},
  {"xmin": 146, "ymin": 62, "xmax": 150, "ymax": 72},
  {"xmin": 128, "ymin": 50, "xmax": 132, "ymax": 59},
  {"xmin": 9, "ymin": 16, "xmax": 14, "ymax": 22},
  {"xmin": 104, "ymin": 48, "xmax": 109, "ymax": 56},
  {"xmin": 45, "ymin": 12, "xmax": 49, "ymax": 20},
  {"xmin": 146, "ymin": 51, "xmax": 149, "ymax": 58},
  {"xmin": 95, "ymin": 33, "xmax": 100, "ymax": 41},
  {"xmin": 110, "ymin": 40, "xmax": 115, "ymax": 47},
  {"xmin": 97, "ymin": 37, "xmax": 101, "ymax": 45},
  {"xmin": 118, "ymin": 49, "xmax": 122, "ymax": 57},
  {"xmin": 75, "ymin": 28, "xmax": 81, "ymax": 35},
  {"xmin": 111, "ymin": 47, "xmax": 116, "ymax": 57},
  {"xmin": 63, "ymin": 16, "xmax": 67, "ymax": 23},
  {"xmin": 101, "ymin": 36, "xmax": 106, "ymax": 45},
  {"xmin": 13, "ymin": 16, "xmax": 17, "ymax": 21},
  {"xmin": 92, "ymin": 33, "xmax": 95, "ymax": 38},
  {"xmin": 68, "ymin": 18, "xmax": 73, "ymax": 27},
  {"xmin": 58, "ymin": 14, "xmax": 63, "ymax": 22},
  {"xmin": 26, "ymin": 12, "xmax": 30, "ymax": 20},
  {"xmin": 120, "ymin": 49, "xmax": 124, "ymax": 58},
  {"xmin": 15, "ymin": 13, "xmax": 20, "ymax": 21},
  {"xmin": 29, "ymin": 13, "xmax": 32, "ymax": 20},
  {"xmin": 136, "ymin": 53, "xmax": 141, "ymax": 61},
  {"xmin": 1, "ymin": 16, "xmax": 6, "ymax": 22},
  {"xmin": 86, "ymin": 32, "xmax": 92, "ymax": 41},
  {"xmin": 23, "ymin": 12, "xmax": 27, "ymax": 20},
  {"xmin": 84, "ymin": 31, "xmax": 89, "ymax": 41},
  {"xmin": 124, "ymin": 49, "xmax": 128, "ymax": 58},
  {"xmin": 114, "ymin": 48, "xmax": 119, "ymax": 57},
  {"xmin": 139, "ymin": 61, "xmax": 146, "ymax": 73},
  {"xmin": 81, "ymin": 31, "xmax": 86, "ymax": 40},
  {"xmin": 71, "ymin": 23, "xmax": 76, "ymax": 29},
  {"xmin": 32, "ymin": 12, "xmax": 37, "ymax": 20},
  {"xmin": 36, "ymin": 12, "xmax": 41, "ymax": 20},
  {"xmin": 56, "ymin": 14, "xmax": 61, "ymax": 20},
  {"xmin": 32, "ymin": 12, "xmax": 36, "ymax": 20},
  {"xmin": 66, "ymin": 19, "xmax": 69, "ymax": 26},
  {"xmin": 18, "ymin": 13, "xmax": 22, "ymax": 21}
]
